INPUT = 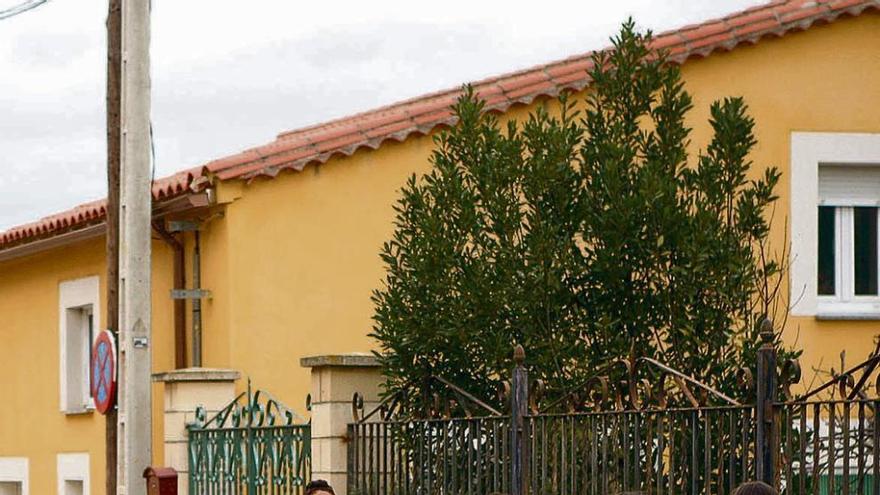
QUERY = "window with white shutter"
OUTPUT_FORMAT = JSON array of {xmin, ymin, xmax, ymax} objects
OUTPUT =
[
  {"xmin": 0, "ymin": 458, "xmax": 28, "ymax": 495},
  {"xmin": 817, "ymin": 165, "xmax": 880, "ymax": 302},
  {"xmin": 59, "ymin": 276, "xmax": 100, "ymax": 414},
  {"xmin": 56, "ymin": 454, "xmax": 88, "ymax": 495},
  {"xmin": 790, "ymin": 133, "xmax": 880, "ymax": 319}
]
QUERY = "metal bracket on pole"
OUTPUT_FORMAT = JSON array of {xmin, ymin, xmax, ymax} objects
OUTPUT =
[
  {"xmin": 170, "ymin": 289, "xmax": 212, "ymax": 300},
  {"xmin": 167, "ymin": 220, "xmax": 201, "ymax": 232}
]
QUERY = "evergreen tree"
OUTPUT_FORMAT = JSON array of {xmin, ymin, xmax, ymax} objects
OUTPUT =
[{"xmin": 371, "ymin": 20, "xmax": 798, "ymax": 414}]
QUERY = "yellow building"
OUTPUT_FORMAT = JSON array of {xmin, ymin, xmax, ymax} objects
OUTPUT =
[{"xmin": 0, "ymin": 1, "xmax": 878, "ymax": 493}]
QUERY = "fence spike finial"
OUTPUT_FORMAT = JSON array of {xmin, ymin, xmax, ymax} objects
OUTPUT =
[
  {"xmin": 760, "ymin": 318, "xmax": 773, "ymax": 345},
  {"xmin": 513, "ymin": 344, "xmax": 525, "ymax": 365}
]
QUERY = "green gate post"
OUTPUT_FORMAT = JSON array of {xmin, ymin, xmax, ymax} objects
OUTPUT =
[
  {"xmin": 755, "ymin": 319, "xmax": 778, "ymax": 487},
  {"xmin": 246, "ymin": 381, "xmax": 257, "ymax": 495}
]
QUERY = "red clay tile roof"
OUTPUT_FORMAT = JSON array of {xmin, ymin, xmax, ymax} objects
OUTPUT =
[
  {"xmin": 2, "ymin": 0, "xmax": 878, "ymax": 252},
  {"xmin": 0, "ymin": 169, "xmax": 199, "ymax": 247}
]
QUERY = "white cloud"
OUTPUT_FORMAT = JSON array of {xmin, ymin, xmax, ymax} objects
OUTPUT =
[{"xmin": 0, "ymin": 0, "xmax": 760, "ymax": 230}]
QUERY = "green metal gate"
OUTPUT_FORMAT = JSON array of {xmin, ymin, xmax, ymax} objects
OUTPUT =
[{"xmin": 188, "ymin": 382, "xmax": 311, "ymax": 494}]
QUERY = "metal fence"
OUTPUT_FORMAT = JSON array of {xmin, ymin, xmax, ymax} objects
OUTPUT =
[
  {"xmin": 529, "ymin": 406, "xmax": 757, "ymax": 495},
  {"xmin": 348, "ymin": 416, "xmax": 512, "ymax": 495},
  {"xmin": 348, "ymin": 408, "xmax": 759, "ymax": 495},
  {"xmin": 348, "ymin": 323, "xmax": 880, "ymax": 495},
  {"xmin": 188, "ymin": 384, "xmax": 311, "ymax": 495},
  {"xmin": 776, "ymin": 399, "xmax": 879, "ymax": 495}
]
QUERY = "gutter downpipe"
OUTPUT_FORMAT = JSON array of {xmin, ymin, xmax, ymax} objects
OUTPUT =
[
  {"xmin": 193, "ymin": 230, "xmax": 202, "ymax": 367},
  {"xmin": 153, "ymin": 221, "xmax": 187, "ymax": 368}
]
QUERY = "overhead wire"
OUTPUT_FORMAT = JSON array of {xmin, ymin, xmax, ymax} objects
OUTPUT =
[
  {"xmin": 150, "ymin": 122, "xmax": 156, "ymax": 191},
  {"xmin": 0, "ymin": 0, "xmax": 51, "ymax": 21}
]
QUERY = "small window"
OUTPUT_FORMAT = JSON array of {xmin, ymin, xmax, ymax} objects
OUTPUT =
[
  {"xmin": 61, "ymin": 481, "xmax": 82, "ymax": 495},
  {"xmin": 0, "ymin": 483, "xmax": 22, "ymax": 495},
  {"xmin": 789, "ymin": 132, "xmax": 880, "ymax": 318},
  {"xmin": 59, "ymin": 277, "xmax": 100, "ymax": 414},
  {"xmin": 0, "ymin": 458, "xmax": 28, "ymax": 495},
  {"xmin": 817, "ymin": 206, "xmax": 880, "ymax": 297},
  {"xmin": 817, "ymin": 206, "xmax": 836, "ymax": 295},
  {"xmin": 64, "ymin": 305, "xmax": 94, "ymax": 409},
  {"xmin": 815, "ymin": 165, "xmax": 880, "ymax": 317},
  {"xmin": 56, "ymin": 454, "xmax": 88, "ymax": 495},
  {"xmin": 854, "ymin": 206, "xmax": 878, "ymax": 295}
]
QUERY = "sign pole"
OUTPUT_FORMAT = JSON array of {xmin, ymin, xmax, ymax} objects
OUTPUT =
[{"xmin": 118, "ymin": 0, "xmax": 152, "ymax": 493}]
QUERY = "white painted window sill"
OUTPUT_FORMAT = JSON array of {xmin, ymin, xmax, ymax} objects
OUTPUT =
[
  {"xmin": 63, "ymin": 405, "xmax": 95, "ymax": 416},
  {"xmin": 817, "ymin": 299, "xmax": 880, "ymax": 320},
  {"xmin": 816, "ymin": 312, "xmax": 880, "ymax": 320}
]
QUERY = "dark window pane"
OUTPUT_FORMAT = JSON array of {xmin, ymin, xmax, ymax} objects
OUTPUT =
[
  {"xmin": 818, "ymin": 206, "xmax": 835, "ymax": 295},
  {"xmin": 854, "ymin": 207, "xmax": 878, "ymax": 295}
]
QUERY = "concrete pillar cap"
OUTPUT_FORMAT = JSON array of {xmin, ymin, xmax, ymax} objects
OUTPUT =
[
  {"xmin": 300, "ymin": 353, "xmax": 380, "ymax": 368},
  {"xmin": 152, "ymin": 367, "xmax": 241, "ymax": 383}
]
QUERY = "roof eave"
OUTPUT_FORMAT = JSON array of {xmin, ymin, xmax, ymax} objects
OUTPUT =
[{"xmin": 0, "ymin": 191, "xmax": 213, "ymax": 263}]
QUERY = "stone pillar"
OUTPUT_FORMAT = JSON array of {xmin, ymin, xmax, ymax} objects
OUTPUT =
[
  {"xmin": 301, "ymin": 353, "xmax": 382, "ymax": 495},
  {"xmin": 152, "ymin": 368, "xmax": 240, "ymax": 494}
]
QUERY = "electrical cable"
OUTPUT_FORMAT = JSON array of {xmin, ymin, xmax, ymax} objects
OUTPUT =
[
  {"xmin": 150, "ymin": 121, "xmax": 156, "ymax": 192},
  {"xmin": 0, "ymin": 0, "xmax": 50, "ymax": 21}
]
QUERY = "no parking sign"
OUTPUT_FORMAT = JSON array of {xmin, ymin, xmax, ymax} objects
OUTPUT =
[{"xmin": 91, "ymin": 330, "xmax": 117, "ymax": 414}]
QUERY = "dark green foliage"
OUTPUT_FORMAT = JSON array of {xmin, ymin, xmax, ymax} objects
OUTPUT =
[{"xmin": 371, "ymin": 20, "xmax": 799, "ymax": 414}]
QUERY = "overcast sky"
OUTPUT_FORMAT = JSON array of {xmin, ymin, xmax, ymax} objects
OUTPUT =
[{"xmin": 0, "ymin": 0, "xmax": 762, "ymax": 230}]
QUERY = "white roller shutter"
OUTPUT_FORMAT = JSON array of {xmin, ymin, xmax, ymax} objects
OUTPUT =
[{"xmin": 819, "ymin": 165, "xmax": 880, "ymax": 206}]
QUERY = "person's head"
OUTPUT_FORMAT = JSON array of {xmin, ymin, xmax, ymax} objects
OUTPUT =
[
  {"xmin": 734, "ymin": 481, "xmax": 778, "ymax": 495},
  {"xmin": 305, "ymin": 479, "xmax": 335, "ymax": 495}
]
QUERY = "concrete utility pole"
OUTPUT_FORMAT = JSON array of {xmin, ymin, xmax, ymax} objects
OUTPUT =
[{"xmin": 118, "ymin": 0, "xmax": 152, "ymax": 493}]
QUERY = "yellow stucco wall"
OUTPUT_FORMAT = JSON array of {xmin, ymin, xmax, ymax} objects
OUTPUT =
[
  {"xmin": 679, "ymin": 13, "xmax": 880, "ymax": 381},
  {"xmin": 0, "ymin": 237, "xmax": 175, "ymax": 493},
  {"xmin": 212, "ymin": 13, "xmax": 880, "ymax": 408},
  {"xmin": 213, "ymin": 136, "xmax": 436, "ymax": 411},
  {"xmin": 0, "ymin": 12, "xmax": 878, "ymax": 492}
]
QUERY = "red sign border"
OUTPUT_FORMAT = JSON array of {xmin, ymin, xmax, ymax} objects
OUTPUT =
[{"xmin": 91, "ymin": 330, "xmax": 117, "ymax": 415}]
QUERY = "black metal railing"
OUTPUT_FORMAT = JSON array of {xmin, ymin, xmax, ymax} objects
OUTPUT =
[
  {"xmin": 528, "ymin": 406, "xmax": 757, "ymax": 495},
  {"xmin": 348, "ymin": 416, "xmax": 511, "ymax": 495},
  {"xmin": 347, "ymin": 321, "xmax": 880, "ymax": 495},
  {"xmin": 776, "ymin": 399, "xmax": 879, "ymax": 495}
]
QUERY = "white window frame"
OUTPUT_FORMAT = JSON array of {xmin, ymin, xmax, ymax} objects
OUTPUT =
[
  {"xmin": 0, "ymin": 457, "xmax": 29, "ymax": 495},
  {"xmin": 819, "ymin": 206, "xmax": 880, "ymax": 305},
  {"xmin": 59, "ymin": 276, "xmax": 101, "ymax": 414},
  {"xmin": 56, "ymin": 453, "xmax": 89, "ymax": 495},
  {"xmin": 791, "ymin": 132, "xmax": 880, "ymax": 319}
]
